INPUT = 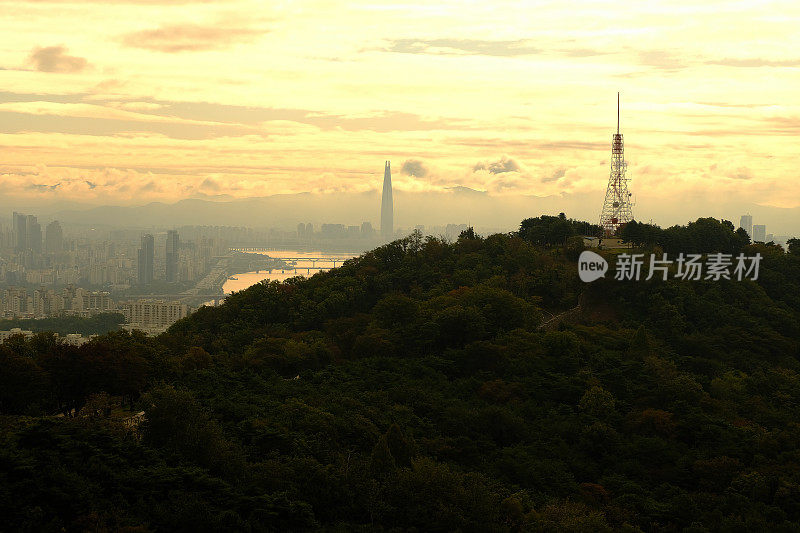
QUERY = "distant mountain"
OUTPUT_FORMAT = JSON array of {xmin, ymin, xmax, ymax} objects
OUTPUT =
[
  {"xmin": 45, "ymin": 190, "xmax": 548, "ymax": 230},
  {"xmin": 445, "ymin": 185, "xmax": 487, "ymax": 195},
  {"xmin": 2, "ymin": 188, "xmax": 797, "ymax": 236}
]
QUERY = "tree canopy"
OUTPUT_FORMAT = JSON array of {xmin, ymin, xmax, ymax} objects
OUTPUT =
[{"xmin": 2, "ymin": 215, "xmax": 800, "ymax": 531}]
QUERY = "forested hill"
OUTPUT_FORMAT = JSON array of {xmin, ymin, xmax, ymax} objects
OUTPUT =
[{"xmin": 3, "ymin": 216, "xmax": 800, "ymax": 531}]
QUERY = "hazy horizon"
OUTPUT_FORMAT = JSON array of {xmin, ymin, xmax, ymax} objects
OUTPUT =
[{"xmin": 1, "ymin": 188, "xmax": 798, "ymax": 237}]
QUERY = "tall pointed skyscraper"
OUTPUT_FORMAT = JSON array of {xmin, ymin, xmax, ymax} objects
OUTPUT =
[{"xmin": 381, "ymin": 160, "xmax": 393, "ymax": 240}]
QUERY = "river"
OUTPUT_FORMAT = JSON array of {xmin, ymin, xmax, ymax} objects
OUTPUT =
[{"xmin": 222, "ymin": 250, "xmax": 359, "ymax": 294}]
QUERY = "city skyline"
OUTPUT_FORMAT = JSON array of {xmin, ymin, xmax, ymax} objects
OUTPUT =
[{"xmin": 0, "ymin": 0, "xmax": 798, "ymax": 229}]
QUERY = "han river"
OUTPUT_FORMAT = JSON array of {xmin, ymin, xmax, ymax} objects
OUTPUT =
[{"xmin": 222, "ymin": 250, "xmax": 359, "ymax": 295}]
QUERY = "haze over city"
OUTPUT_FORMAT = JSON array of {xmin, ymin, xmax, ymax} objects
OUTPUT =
[{"xmin": 1, "ymin": 0, "xmax": 799, "ymax": 233}]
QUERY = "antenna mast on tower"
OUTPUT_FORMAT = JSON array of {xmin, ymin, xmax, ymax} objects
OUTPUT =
[{"xmin": 600, "ymin": 92, "xmax": 633, "ymax": 236}]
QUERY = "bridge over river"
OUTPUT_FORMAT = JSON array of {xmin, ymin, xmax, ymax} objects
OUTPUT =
[{"xmin": 230, "ymin": 249, "xmax": 357, "ymax": 272}]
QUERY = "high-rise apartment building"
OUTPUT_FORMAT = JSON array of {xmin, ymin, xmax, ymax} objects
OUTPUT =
[
  {"xmin": 45, "ymin": 221, "xmax": 63, "ymax": 254},
  {"xmin": 137, "ymin": 233, "xmax": 154, "ymax": 284},
  {"xmin": 11, "ymin": 212, "xmax": 43, "ymax": 253},
  {"xmin": 27, "ymin": 215, "xmax": 42, "ymax": 254},
  {"xmin": 12, "ymin": 212, "xmax": 27, "ymax": 251},
  {"xmin": 740, "ymin": 214, "xmax": 753, "ymax": 237},
  {"xmin": 753, "ymin": 224, "xmax": 766, "ymax": 243},
  {"xmin": 361, "ymin": 221, "xmax": 375, "ymax": 237},
  {"xmin": 165, "ymin": 230, "xmax": 179, "ymax": 283},
  {"xmin": 121, "ymin": 299, "xmax": 189, "ymax": 335}
]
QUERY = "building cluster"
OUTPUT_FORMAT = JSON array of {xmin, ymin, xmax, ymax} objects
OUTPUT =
[
  {"xmin": 295, "ymin": 221, "xmax": 472, "ymax": 243},
  {"xmin": 0, "ymin": 214, "xmax": 231, "ymax": 290},
  {"xmin": 739, "ymin": 214, "xmax": 791, "ymax": 247},
  {"xmin": 0, "ymin": 286, "xmax": 114, "ymax": 319},
  {"xmin": 0, "ymin": 192, "xmax": 474, "ymax": 332},
  {"xmin": 134, "ymin": 229, "xmax": 222, "ymax": 286},
  {"xmin": 0, "ymin": 214, "xmax": 235, "ymax": 333},
  {"xmin": 0, "ymin": 328, "xmax": 95, "ymax": 345},
  {"xmin": 121, "ymin": 300, "xmax": 190, "ymax": 335},
  {"xmin": 0, "ymin": 287, "xmax": 190, "ymax": 334},
  {"xmin": 297, "ymin": 222, "xmax": 376, "ymax": 241}
]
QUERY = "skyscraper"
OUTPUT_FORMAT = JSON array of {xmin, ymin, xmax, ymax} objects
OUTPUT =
[
  {"xmin": 11, "ymin": 212, "xmax": 44, "ymax": 253},
  {"xmin": 45, "ymin": 221, "xmax": 63, "ymax": 254},
  {"xmin": 27, "ymin": 215, "xmax": 42, "ymax": 254},
  {"xmin": 740, "ymin": 214, "xmax": 753, "ymax": 237},
  {"xmin": 381, "ymin": 161, "xmax": 393, "ymax": 240},
  {"xmin": 361, "ymin": 221, "xmax": 375, "ymax": 237},
  {"xmin": 12, "ymin": 212, "xmax": 27, "ymax": 251},
  {"xmin": 753, "ymin": 224, "xmax": 766, "ymax": 243},
  {"xmin": 165, "ymin": 230, "xmax": 179, "ymax": 283},
  {"xmin": 138, "ymin": 233, "xmax": 155, "ymax": 284}
]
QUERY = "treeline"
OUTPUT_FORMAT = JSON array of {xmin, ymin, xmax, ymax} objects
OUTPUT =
[
  {"xmin": 619, "ymin": 217, "xmax": 793, "ymax": 254},
  {"xmin": 0, "ymin": 312, "xmax": 125, "ymax": 336},
  {"xmin": 518, "ymin": 212, "xmax": 603, "ymax": 245},
  {"xmin": 0, "ymin": 330, "xmax": 158, "ymax": 415},
  {"xmin": 1, "ymin": 216, "xmax": 800, "ymax": 531}
]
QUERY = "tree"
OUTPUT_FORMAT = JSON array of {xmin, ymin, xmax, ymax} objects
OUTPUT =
[
  {"xmin": 0, "ymin": 347, "xmax": 47, "ymax": 413},
  {"xmin": 141, "ymin": 385, "xmax": 244, "ymax": 477},
  {"xmin": 385, "ymin": 424, "xmax": 415, "ymax": 467},
  {"xmin": 628, "ymin": 325, "xmax": 651, "ymax": 357},
  {"xmin": 369, "ymin": 434, "xmax": 396, "ymax": 476},
  {"xmin": 579, "ymin": 386, "xmax": 616, "ymax": 419}
]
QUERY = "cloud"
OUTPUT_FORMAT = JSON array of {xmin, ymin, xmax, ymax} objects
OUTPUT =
[
  {"xmin": 541, "ymin": 167, "xmax": 566, "ymax": 183},
  {"xmin": 0, "ymin": 100, "xmax": 255, "ymax": 139},
  {"xmin": 400, "ymin": 159, "xmax": 428, "ymax": 178},
  {"xmin": 697, "ymin": 101, "xmax": 773, "ymax": 109},
  {"xmin": 561, "ymin": 47, "xmax": 607, "ymax": 58},
  {"xmin": 386, "ymin": 38, "xmax": 539, "ymax": 57},
  {"xmin": 112, "ymin": 101, "xmax": 165, "ymax": 111},
  {"xmin": 473, "ymin": 157, "xmax": 520, "ymax": 174},
  {"xmin": 122, "ymin": 23, "xmax": 265, "ymax": 52},
  {"xmin": 28, "ymin": 46, "xmax": 88, "ymax": 73},
  {"xmin": 708, "ymin": 57, "xmax": 800, "ymax": 68},
  {"xmin": 637, "ymin": 50, "xmax": 690, "ymax": 70},
  {"xmin": 725, "ymin": 167, "xmax": 754, "ymax": 180},
  {"xmin": 483, "ymin": 171, "xmax": 529, "ymax": 193},
  {"xmin": 21, "ymin": 0, "xmax": 219, "ymax": 3},
  {"xmin": 200, "ymin": 177, "xmax": 221, "ymax": 190},
  {"xmin": 0, "ymin": 94, "xmax": 465, "ymax": 134}
]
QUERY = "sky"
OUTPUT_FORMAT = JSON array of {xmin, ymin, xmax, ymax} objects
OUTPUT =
[{"xmin": 0, "ymin": 0, "xmax": 798, "ymax": 229}]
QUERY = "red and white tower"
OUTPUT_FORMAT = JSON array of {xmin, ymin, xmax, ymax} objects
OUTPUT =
[{"xmin": 600, "ymin": 93, "xmax": 633, "ymax": 236}]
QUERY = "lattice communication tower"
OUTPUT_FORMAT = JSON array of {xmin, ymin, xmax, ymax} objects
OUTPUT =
[{"xmin": 600, "ymin": 93, "xmax": 633, "ymax": 236}]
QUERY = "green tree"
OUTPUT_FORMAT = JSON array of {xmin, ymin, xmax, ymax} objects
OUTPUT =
[
  {"xmin": 579, "ymin": 386, "xmax": 616, "ymax": 418},
  {"xmin": 369, "ymin": 434, "xmax": 396, "ymax": 476}
]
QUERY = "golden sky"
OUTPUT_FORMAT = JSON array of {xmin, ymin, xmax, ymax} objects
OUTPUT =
[{"xmin": 1, "ymin": 0, "xmax": 799, "ymax": 219}]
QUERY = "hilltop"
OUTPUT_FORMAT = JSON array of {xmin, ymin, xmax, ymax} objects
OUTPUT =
[{"xmin": 2, "ymin": 215, "xmax": 800, "ymax": 531}]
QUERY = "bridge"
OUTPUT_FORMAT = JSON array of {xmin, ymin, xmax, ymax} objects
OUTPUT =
[
  {"xmin": 231, "ymin": 249, "xmax": 356, "ymax": 270},
  {"xmin": 250, "ymin": 259, "xmax": 345, "ymax": 275}
]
